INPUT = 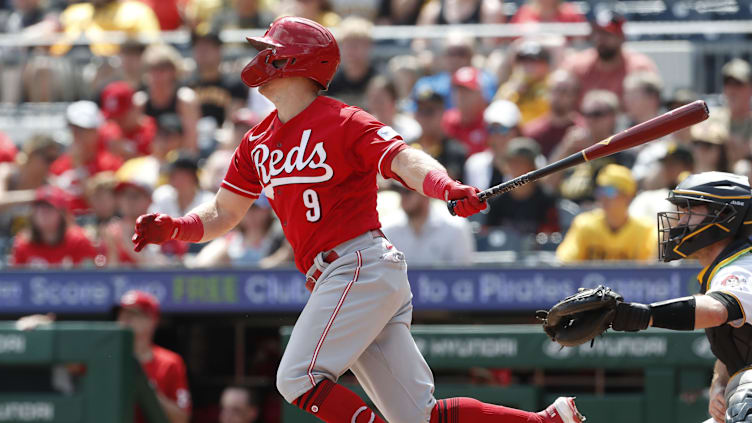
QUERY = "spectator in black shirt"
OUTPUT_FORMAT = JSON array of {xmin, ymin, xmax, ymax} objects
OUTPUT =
[
  {"xmin": 411, "ymin": 86, "xmax": 467, "ymax": 180},
  {"xmin": 484, "ymin": 137, "xmax": 560, "ymax": 235},
  {"xmin": 326, "ymin": 16, "xmax": 377, "ymax": 108},
  {"xmin": 187, "ymin": 29, "xmax": 248, "ymax": 128}
]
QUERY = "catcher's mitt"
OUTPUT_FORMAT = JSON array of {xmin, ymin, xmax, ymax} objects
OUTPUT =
[{"xmin": 536, "ymin": 285, "xmax": 623, "ymax": 347}]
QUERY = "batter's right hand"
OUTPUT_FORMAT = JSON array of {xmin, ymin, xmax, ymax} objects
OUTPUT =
[
  {"xmin": 709, "ymin": 385, "xmax": 726, "ymax": 423},
  {"xmin": 132, "ymin": 213, "xmax": 177, "ymax": 252},
  {"xmin": 446, "ymin": 182, "xmax": 487, "ymax": 218}
]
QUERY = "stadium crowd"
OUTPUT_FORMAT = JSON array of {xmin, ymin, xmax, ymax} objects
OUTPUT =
[{"xmin": 0, "ymin": 0, "xmax": 750, "ymax": 270}]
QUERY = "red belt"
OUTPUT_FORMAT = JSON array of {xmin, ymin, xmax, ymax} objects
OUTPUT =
[{"xmin": 305, "ymin": 229, "xmax": 386, "ymax": 292}]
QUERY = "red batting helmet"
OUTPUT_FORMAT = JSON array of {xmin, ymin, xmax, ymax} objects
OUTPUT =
[{"xmin": 241, "ymin": 16, "xmax": 340, "ymax": 89}]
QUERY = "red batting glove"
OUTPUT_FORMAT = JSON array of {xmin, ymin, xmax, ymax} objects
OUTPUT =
[
  {"xmin": 132, "ymin": 213, "xmax": 204, "ymax": 252},
  {"xmin": 423, "ymin": 170, "xmax": 487, "ymax": 217}
]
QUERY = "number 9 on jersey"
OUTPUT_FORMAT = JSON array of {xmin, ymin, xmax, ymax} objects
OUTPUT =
[{"xmin": 303, "ymin": 189, "xmax": 321, "ymax": 222}]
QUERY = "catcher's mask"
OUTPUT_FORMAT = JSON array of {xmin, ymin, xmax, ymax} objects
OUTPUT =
[
  {"xmin": 241, "ymin": 16, "xmax": 340, "ymax": 90},
  {"xmin": 658, "ymin": 171, "xmax": 752, "ymax": 262}
]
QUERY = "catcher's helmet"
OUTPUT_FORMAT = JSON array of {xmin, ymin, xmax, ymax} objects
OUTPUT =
[
  {"xmin": 658, "ymin": 171, "xmax": 752, "ymax": 262},
  {"xmin": 241, "ymin": 17, "xmax": 340, "ymax": 89}
]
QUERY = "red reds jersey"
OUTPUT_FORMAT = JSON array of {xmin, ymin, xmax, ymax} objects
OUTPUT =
[
  {"xmin": 10, "ymin": 226, "xmax": 98, "ymax": 268},
  {"xmin": 136, "ymin": 345, "xmax": 191, "ymax": 423},
  {"xmin": 222, "ymin": 96, "xmax": 408, "ymax": 273}
]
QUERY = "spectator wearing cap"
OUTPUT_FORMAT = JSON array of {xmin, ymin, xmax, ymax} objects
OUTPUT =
[
  {"xmin": 412, "ymin": 86, "xmax": 467, "ymax": 180},
  {"xmin": 484, "ymin": 137, "xmax": 560, "ymax": 235},
  {"xmin": 560, "ymin": 9, "xmax": 657, "ymax": 107},
  {"xmin": 464, "ymin": 99, "xmax": 522, "ymax": 189},
  {"xmin": 102, "ymin": 175, "xmax": 169, "ymax": 267},
  {"xmin": 100, "ymin": 81, "xmax": 157, "ymax": 160},
  {"xmin": 0, "ymin": 134, "xmax": 62, "ymax": 241},
  {"xmin": 510, "ymin": 0, "xmax": 585, "ymax": 24},
  {"xmin": 381, "ymin": 183, "xmax": 475, "ymax": 266},
  {"xmin": 135, "ymin": 44, "xmax": 200, "ymax": 153},
  {"xmin": 690, "ymin": 120, "xmax": 730, "ymax": 173},
  {"xmin": 187, "ymin": 28, "xmax": 248, "ymax": 128},
  {"xmin": 410, "ymin": 33, "xmax": 497, "ymax": 111},
  {"xmin": 192, "ymin": 194, "xmax": 292, "ymax": 268},
  {"xmin": 556, "ymin": 164, "xmax": 656, "ymax": 262},
  {"xmin": 10, "ymin": 185, "xmax": 99, "ymax": 268},
  {"xmin": 717, "ymin": 58, "xmax": 752, "ymax": 161},
  {"xmin": 442, "ymin": 66, "xmax": 491, "ymax": 155},
  {"xmin": 116, "ymin": 290, "xmax": 191, "ymax": 423},
  {"xmin": 550, "ymin": 89, "xmax": 622, "ymax": 202},
  {"xmin": 51, "ymin": 101, "xmax": 123, "ymax": 213},
  {"xmin": 219, "ymin": 386, "xmax": 260, "ymax": 423},
  {"xmin": 327, "ymin": 17, "xmax": 375, "ymax": 108},
  {"xmin": 495, "ymin": 39, "xmax": 552, "ymax": 125},
  {"xmin": 365, "ymin": 75, "xmax": 421, "ymax": 143},
  {"xmin": 51, "ymin": 0, "xmax": 160, "ymax": 57},
  {"xmin": 115, "ymin": 114, "xmax": 187, "ymax": 199},
  {"xmin": 523, "ymin": 69, "xmax": 583, "ymax": 157},
  {"xmin": 629, "ymin": 143, "xmax": 693, "ymax": 222},
  {"xmin": 150, "ymin": 152, "xmax": 213, "ymax": 218}
]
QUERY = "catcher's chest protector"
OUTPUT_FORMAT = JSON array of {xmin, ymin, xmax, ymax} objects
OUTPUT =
[{"xmin": 701, "ymin": 240, "xmax": 752, "ymax": 375}]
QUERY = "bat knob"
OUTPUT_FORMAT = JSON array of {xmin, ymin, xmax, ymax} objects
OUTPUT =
[{"xmin": 447, "ymin": 200, "xmax": 458, "ymax": 216}]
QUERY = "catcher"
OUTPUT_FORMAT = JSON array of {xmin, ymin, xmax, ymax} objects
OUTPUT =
[{"xmin": 539, "ymin": 171, "xmax": 752, "ymax": 423}]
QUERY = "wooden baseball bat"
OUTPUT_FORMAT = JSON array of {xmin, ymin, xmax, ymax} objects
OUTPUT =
[{"xmin": 448, "ymin": 99, "xmax": 710, "ymax": 215}]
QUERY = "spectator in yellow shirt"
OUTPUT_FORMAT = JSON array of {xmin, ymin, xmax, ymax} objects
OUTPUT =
[
  {"xmin": 556, "ymin": 164, "xmax": 656, "ymax": 262},
  {"xmin": 495, "ymin": 39, "xmax": 551, "ymax": 125},
  {"xmin": 52, "ymin": 0, "xmax": 160, "ymax": 57}
]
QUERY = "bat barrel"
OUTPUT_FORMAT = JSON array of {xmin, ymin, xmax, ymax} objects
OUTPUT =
[{"xmin": 582, "ymin": 100, "xmax": 709, "ymax": 162}]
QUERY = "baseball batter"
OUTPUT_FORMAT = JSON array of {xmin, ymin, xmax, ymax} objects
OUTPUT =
[
  {"xmin": 596, "ymin": 172, "xmax": 752, "ymax": 423},
  {"xmin": 132, "ymin": 17, "xmax": 584, "ymax": 423}
]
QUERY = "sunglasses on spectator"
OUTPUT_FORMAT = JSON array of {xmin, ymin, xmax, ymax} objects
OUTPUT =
[
  {"xmin": 692, "ymin": 140, "xmax": 718, "ymax": 149},
  {"xmin": 583, "ymin": 109, "xmax": 613, "ymax": 118},
  {"xmin": 487, "ymin": 124, "xmax": 513, "ymax": 134},
  {"xmin": 595, "ymin": 185, "xmax": 620, "ymax": 198}
]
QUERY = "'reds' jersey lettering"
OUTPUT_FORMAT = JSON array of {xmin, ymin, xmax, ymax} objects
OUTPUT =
[{"xmin": 222, "ymin": 96, "xmax": 408, "ymax": 272}]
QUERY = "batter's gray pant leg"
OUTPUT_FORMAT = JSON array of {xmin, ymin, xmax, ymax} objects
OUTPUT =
[
  {"xmin": 350, "ymin": 304, "xmax": 437, "ymax": 423},
  {"xmin": 276, "ymin": 237, "xmax": 412, "ymax": 404},
  {"xmin": 726, "ymin": 370, "xmax": 752, "ymax": 423}
]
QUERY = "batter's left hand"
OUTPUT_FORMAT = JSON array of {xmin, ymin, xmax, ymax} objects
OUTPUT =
[{"xmin": 446, "ymin": 182, "xmax": 486, "ymax": 217}]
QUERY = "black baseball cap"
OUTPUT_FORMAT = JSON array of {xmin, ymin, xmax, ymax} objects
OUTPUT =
[
  {"xmin": 191, "ymin": 26, "xmax": 222, "ymax": 46},
  {"xmin": 167, "ymin": 151, "xmax": 200, "ymax": 174},
  {"xmin": 157, "ymin": 114, "xmax": 184, "ymax": 135},
  {"xmin": 415, "ymin": 86, "xmax": 444, "ymax": 105},
  {"xmin": 505, "ymin": 137, "xmax": 541, "ymax": 163},
  {"xmin": 516, "ymin": 40, "xmax": 549, "ymax": 62},
  {"xmin": 660, "ymin": 143, "xmax": 694, "ymax": 166}
]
